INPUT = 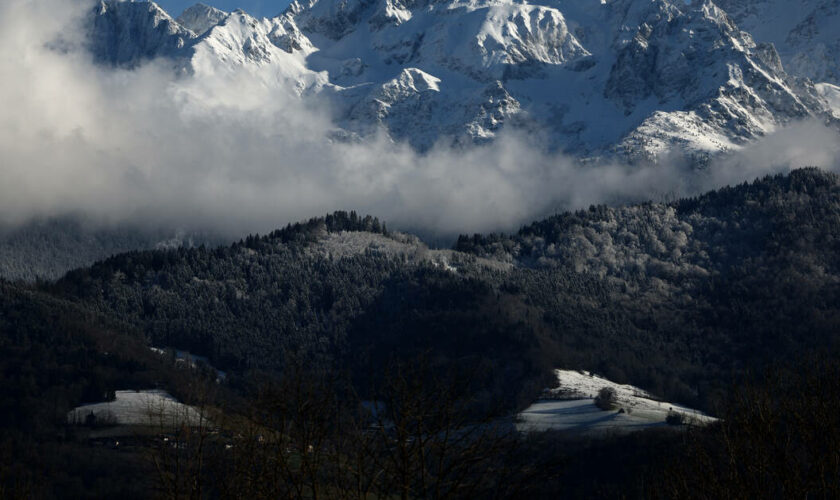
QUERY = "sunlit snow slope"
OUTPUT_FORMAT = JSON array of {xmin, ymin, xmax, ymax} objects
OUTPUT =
[
  {"xmin": 87, "ymin": 0, "xmax": 836, "ymax": 161},
  {"xmin": 67, "ymin": 389, "xmax": 203, "ymax": 427},
  {"xmin": 517, "ymin": 369, "xmax": 715, "ymax": 435}
]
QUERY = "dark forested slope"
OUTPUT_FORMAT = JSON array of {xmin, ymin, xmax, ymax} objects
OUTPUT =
[
  {"xmin": 0, "ymin": 280, "xmax": 215, "ymax": 498},
  {"xmin": 50, "ymin": 169, "xmax": 840, "ymax": 410}
]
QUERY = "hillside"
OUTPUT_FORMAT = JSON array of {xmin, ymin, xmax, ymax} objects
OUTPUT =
[
  {"xmin": 51, "ymin": 169, "xmax": 840, "ymax": 410},
  {"xmin": 1, "ymin": 169, "xmax": 839, "ymax": 497},
  {"xmin": 517, "ymin": 369, "xmax": 716, "ymax": 434},
  {"xmin": 0, "ymin": 280, "xmax": 218, "ymax": 497}
]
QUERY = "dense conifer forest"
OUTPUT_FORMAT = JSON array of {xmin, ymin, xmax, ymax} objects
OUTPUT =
[{"xmin": 46, "ymin": 169, "xmax": 840, "ymax": 410}]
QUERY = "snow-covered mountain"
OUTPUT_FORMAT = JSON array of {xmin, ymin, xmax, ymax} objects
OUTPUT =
[
  {"xmin": 86, "ymin": 0, "xmax": 838, "ymax": 161},
  {"xmin": 89, "ymin": 1, "xmax": 328, "ymax": 92},
  {"xmin": 176, "ymin": 3, "xmax": 227, "ymax": 35},
  {"xmin": 716, "ymin": 0, "xmax": 840, "ymax": 85}
]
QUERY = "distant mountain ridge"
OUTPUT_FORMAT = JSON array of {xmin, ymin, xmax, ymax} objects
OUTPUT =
[
  {"xmin": 86, "ymin": 0, "xmax": 839, "ymax": 161},
  {"xmin": 0, "ymin": 218, "xmax": 219, "ymax": 282}
]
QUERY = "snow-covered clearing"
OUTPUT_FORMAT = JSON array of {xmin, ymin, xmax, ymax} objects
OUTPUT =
[
  {"xmin": 67, "ymin": 390, "xmax": 204, "ymax": 428},
  {"xmin": 516, "ymin": 369, "xmax": 715, "ymax": 435},
  {"xmin": 313, "ymin": 230, "xmax": 512, "ymax": 272}
]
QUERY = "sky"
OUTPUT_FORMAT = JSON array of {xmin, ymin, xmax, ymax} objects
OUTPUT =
[{"xmin": 156, "ymin": 0, "xmax": 288, "ymax": 17}]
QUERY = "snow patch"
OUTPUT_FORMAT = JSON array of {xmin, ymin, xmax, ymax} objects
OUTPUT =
[
  {"xmin": 516, "ymin": 369, "xmax": 715, "ymax": 435},
  {"xmin": 817, "ymin": 82, "xmax": 840, "ymax": 119},
  {"xmin": 312, "ymin": 231, "xmax": 511, "ymax": 272},
  {"xmin": 67, "ymin": 390, "xmax": 204, "ymax": 427}
]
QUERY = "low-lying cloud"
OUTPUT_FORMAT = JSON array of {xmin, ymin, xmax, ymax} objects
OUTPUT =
[{"xmin": 2, "ymin": 0, "xmax": 839, "ymax": 241}]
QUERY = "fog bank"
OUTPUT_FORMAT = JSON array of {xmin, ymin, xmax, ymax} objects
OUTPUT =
[{"xmin": 2, "ymin": 0, "xmax": 839, "ymax": 240}]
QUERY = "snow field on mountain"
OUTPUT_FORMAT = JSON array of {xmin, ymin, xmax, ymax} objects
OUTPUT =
[
  {"xmin": 718, "ymin": 0, "xmax": 840, "ymax": 85},
  {"xmin": 817, "ymin": 83, "xmax": 840, "ymax": 119}
]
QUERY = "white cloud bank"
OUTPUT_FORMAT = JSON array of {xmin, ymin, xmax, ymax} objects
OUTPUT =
[{"xmin": 2, "ymin": 0, "xmax": 839, "ymax": 240}]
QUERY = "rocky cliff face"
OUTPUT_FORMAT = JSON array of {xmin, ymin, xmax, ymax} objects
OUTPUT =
[
  {"xmin": 89, "ymin": 0, "xmax": 191, "ymax": 66},
  {"xmin": 85, "ymin": 0, "xmax": 837, "ymax": 161},
  {"xmin": 717, "ymin": 0, "xmax": 840, "ymax": 85},
  {"xmin": 176, "ymin": 3, "xmax": 227, "ymax": 35}
]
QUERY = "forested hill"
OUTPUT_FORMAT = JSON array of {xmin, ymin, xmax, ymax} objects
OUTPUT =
[
  {"xmin": 457, "ymin": 167, "xmax": 840, "ymax": 278},
  {"xmin": 51, "ymin": 169, "xmax": 840, "ymax": 411},
  {"xmin": 51, "ymin": 210, "xmax": 552, "ymax": 408}
]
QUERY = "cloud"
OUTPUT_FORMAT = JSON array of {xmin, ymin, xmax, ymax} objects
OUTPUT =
[
  {"xmin": 701, "ymin": 121, "xmax": 840, "ymax": 189},
  {"xmin": 1, "ymin": 0, "xmax": 839, "ymax": 241}
]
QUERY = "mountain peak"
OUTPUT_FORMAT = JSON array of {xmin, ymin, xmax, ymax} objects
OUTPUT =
[
  {"xmin": 176, "ymin": 3, "xmax": 229, "ymax": 35},
  {"xmin": 716, "ymin": 0, "xmax": 840, "ymax": 85},
  {"xmin": 90, "ymin": 0, "xmax": 192, "ymax": 67},
  {"xmin": 85, "ymin": 0, "xmax": 837, "ymax": 159}
]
